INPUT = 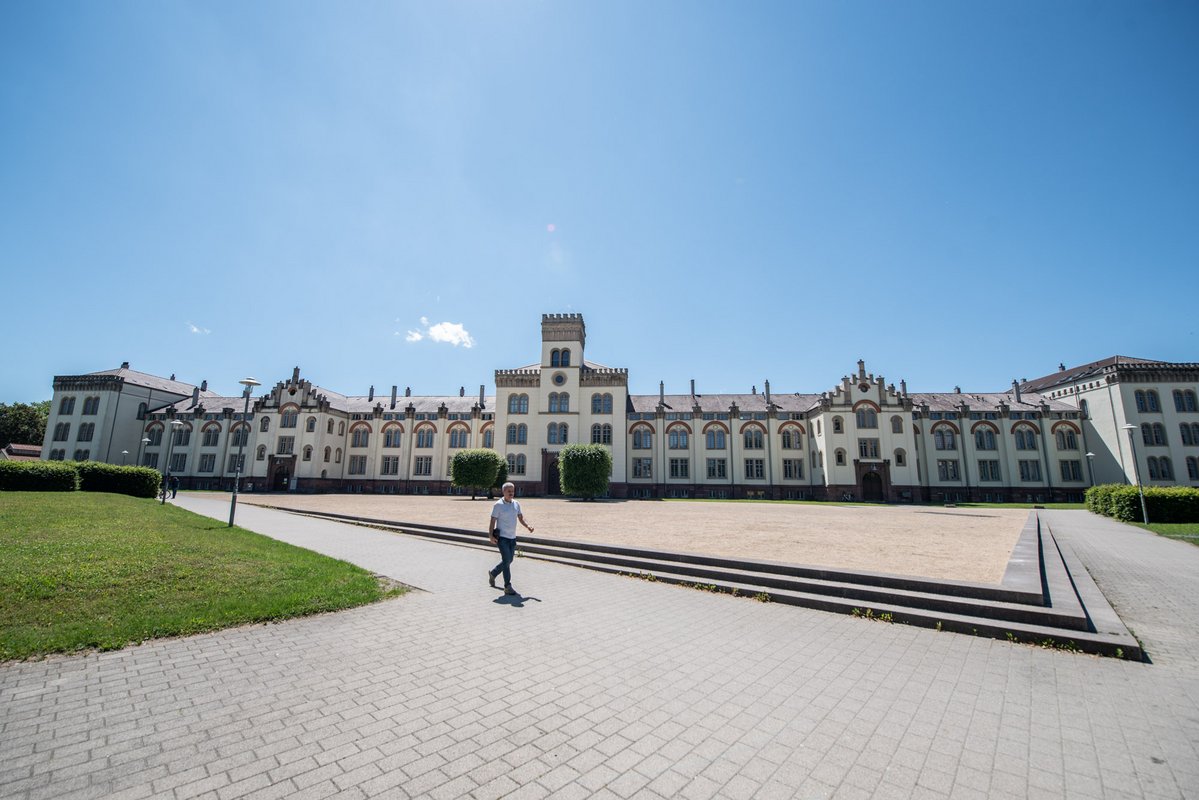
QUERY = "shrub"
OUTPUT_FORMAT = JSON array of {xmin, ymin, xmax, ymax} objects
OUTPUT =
[
  {"xmin": 1086, "ymin": 483, "xmax": 1199, "ymax": 523},
  {"xmin": 0, "ymin": 461, "xmax": 79, "ymax": 491},
  {"xmin": 451, "ymin": 449, "xmax": 503, "ymax": 499},
  {"xmin": 76, "ymin": 462, "xmax": 161, "ymax": 499},
  {"xmin": 559, "ymin": 444, "xmax": 612, "ymax": 499}
]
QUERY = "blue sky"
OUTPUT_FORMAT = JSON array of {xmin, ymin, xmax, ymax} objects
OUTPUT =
[{"xmin": 2, "ymin": 1, "xmax": 1196, "ymax": 402}]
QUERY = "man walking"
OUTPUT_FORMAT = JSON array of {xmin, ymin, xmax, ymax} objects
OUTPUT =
[{"xmin": 488, "ymin": 482, "xmax": 534, "ymax": 596}]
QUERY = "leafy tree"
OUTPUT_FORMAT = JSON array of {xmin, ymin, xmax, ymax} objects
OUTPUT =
[
  {"xmin": 451, "ymin": 449, "xmax": 503, "ymax": 499},
  {"xmin": 490, "ymin": 456, "xmax": 509, "ymax": 500},
  {"xmin": 0, "ymin": 401, "xmax": 50, "ymax": 447},
  {"xmin": 559, "ymin": 443, "xmax": 612, "ymax": 500}
]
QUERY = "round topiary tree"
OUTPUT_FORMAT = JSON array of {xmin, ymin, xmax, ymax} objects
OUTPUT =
[
  {"xmin": 558, "ymin": 443, "xmax": 612, "ymax": 500},
  {"xmin": 490, "ymin": 456, "xmax": 509, "ymax": 499},
  {"xmin": 451, "ymin": 449, "xmax": 503, "ymax": 499}
]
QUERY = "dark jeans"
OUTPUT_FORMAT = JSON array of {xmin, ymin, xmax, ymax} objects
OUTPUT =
[{"xmin": 490, "ymin": 536, "xmax": 517, "ymax": 587}]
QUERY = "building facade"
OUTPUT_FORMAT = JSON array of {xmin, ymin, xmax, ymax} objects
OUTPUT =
[{"xmin": 40, "ymin": 315, "xmax": 1199, "ymax": 501}]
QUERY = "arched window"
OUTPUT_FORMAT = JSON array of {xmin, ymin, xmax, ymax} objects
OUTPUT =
[
  {"xmin": 327, "ymin": 420, "xmax": 335, "ymax": 434},
  {"xmin": 351, "ymin": 426, "xmax": 370, "ymax": 447},
  {"xmin": 508, "ymin": 394, "xmax": 529, "ymax": 414},
  {"xmin": 781, "ymin": 429, "xmax": 801, "ymax": 449},
  {"xmin": 338, "ymin": 422, "xmax": 345, "ymax": 435},
  {"xmin": 173, "ymin": 425, "xmax": 191, "ymax": 447},
  {"xmin": 256, "ymin": 445, "xmax": 266, "ymax": 461},
  {"xmin": 506, "ymin": 424, "xmax": 527, "ymax": 445},
  {"xmin": 201, "ymin": 426, "xmax": 220, "ymax": 447},
  {"xmin": 1080, "ymin": 399, "xmax": 1089, "ymax": 418},
  {"xmin": 935, "ymin": 429, "xmax": 957, "ymax": 450},
  {"xmin": 706, "ymin": 429, "xmax": 726, "ymax": 450},
  {"xmin": 483, "ymin": 428, "xmax": 494, "ymax": 448},
  {"xmin": 281, "ymin": 410, "xmax": 298, "ymax": 428},
  {"xmin": 303, "ymin": 446, "xmax": 313, "ymax": 461},
  {"xmin": 306, "ymin": 417, "xmax": 317, "ymax": 432},
  {"xmin": 1013, "ymin": 429, "xmax": 1036, "ymax": 450},
  {"xmin": 1183, "ymin": 424, "xmax": 1194, "ymax": 446},
  {"xmin": 53, "ymin": 422, "xmax": 70, "ymax": 441},
  {"xmin": 416, "ymin": 427, "xmax": 435, "ymax": 448},
  {"xmin": 591, "ymin": 424, "xmax": 612, "ymax": 445},
  {"xmin": 137, "ymin": 402, "xmax": 147, "ymax": 420},
  {"xmin": 855, "ymin": 408, "xmax": 877, "ymax": 429},
  {"xmin": 548, "ymin": 393, "xmax": 559, "ymax": 413},
  {"xmin": 891, "ymin": 416, "xmax": 903, "ymax": 434},
  {"xmin": 384, "ymin": 427, "xmax": 402, "ymax": 448},
  {"xmin": 146, "ymin": 426, "xmax": 162, "ymax": 446},
  {"xmin": 1142, "ymin": 423, "xmax": 1167, "ymax": 446},
  {"xmin": 335, "ymin": 448, "xmax": 342, "ymax": 464},
  {"xmin": 1175, "ymin": 390, "xmax": 1198, "ymax": 413},
  {"xmin": 559, "ymin": 393, "xmax": 569, "ymax": 413},
  {"xmin": 894, "ymin": 448, "xmax": 906, "ymax": 466},
  {"xmin": 507, "ymin": 453, "xmax": 527, "ymax": 475},
  {"xmin": 592, "ymin": 393, "xmax": 613, "ymax": 414},
  {"xmin": 1148, "ymin": 457, "xmax": 1173, "ymax": 480},
  {"xmin": 550, "ymin": 349, "xmax": 560, "ymax": 367},
  {"xmin": 744, "ymin": 428, "xmax": 764, "ymax": 449},
  {"xmin": 547, "ymin": 423, "xmax": 562, "ymax": 445},
  {"xmin": 1187, "ymin": 456, "xmax": 1199, "ymax": 480},
  {"xmin": 835, "ymin": 448, "xmax": 846, "ymax": 465},
  {"xmin": 975, "ymin": 429, "xmax": 996, "ymax": 450},
  {"xmin": 668, "ymin": 429, "xmax": 689, "ymax": 449},
  {"xmin": 260, "ymin": 416, "xmax": 270, "ymax": 432},
  {"xmin": 633, "ymin": 428, "xmax": 653, "ymax": 449},
  {"xmin": 1055, "ymin": 429, "xmax": 1078, "ymax": 450},
  {"xmin": 561, "ymin": 349, "xmax": 571, "ymax": 367},
  {"xmin": 231, "ymin": 424, "xmax": 248, "ymax": 447},
  {"xmin": 1136, "ymin": 390, "xmax": 1161, "ymax": 412},
  {"xmin": 77, "ymin": 422, "xmax": 95, "ymax": 442},
  {"xmin": 832, "ymin": 416, "xmax": 843, "ymax": 434},
  {"xmin": 449, "ymin": 428, "xmax": 469, "ymax": 448},
  {"xmin": 324, "ymin": 446, "xmax": 331, "ymax": 462}
]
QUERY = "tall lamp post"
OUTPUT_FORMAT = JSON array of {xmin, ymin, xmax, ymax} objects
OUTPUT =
[
  {"xmin": 138, "ymin": 436, "xmax": 151, "ymax": 468},
  {"xmin": 1121, "ymin": 424, "xmax": 1150, "ymax": 524},
  {"xmin": 1085, "ymin": 452, "xmax": 1096, "ymax": 487},
  {"xmin": 229, "ymin": 377, "xmax": 260, "ymax": 527},
  {"xmin": 162, "ymin": 420, "xmax": 184, "ymax": 505},
  {"xmin": 121, "ymin": 450, "xmax": 129, "ymax": 466}
]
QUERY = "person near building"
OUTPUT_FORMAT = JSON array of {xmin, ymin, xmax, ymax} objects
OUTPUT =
[{"xmin": 488, "ymin": 482, "xmax": 534, "ymax": 596}]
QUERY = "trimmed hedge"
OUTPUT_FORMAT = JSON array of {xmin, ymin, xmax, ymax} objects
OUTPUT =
[
  {"xmin": 75, "ymin": 462, "xmax": 162, "ymax": 499},
  {"xmin": 0, "ymin": 460, "xmax": 79, "ymax": 491},
  {"xmin": 1085, "ymin": 483, "xmax": 1199, "ymax": 523}
]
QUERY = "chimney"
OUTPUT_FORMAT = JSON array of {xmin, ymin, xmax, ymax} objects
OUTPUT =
[
  {"xmin": 191, "ymin": 387, "xmax": 199, "ymax": 406},
  {"xmin": 1059, "ymin": 363, "xmax": 1066, "ymax": 371},
  {"xmin": 390, "ymin": 385, "xmax": 397, "ymax": 410},
  {"xmin": 121, "ymin": 361, "xmax": 129, "ymax": 369},
  {"xmin": 857, "ymin": 359, "xmax": 866, "ymax": 379},
  {"xmin": 200, "ymin": 380, "xmax": 208, "ymax": 392},
  {"xmin": 405, "ymin": 387, "xmax": 411, "ymax": 397},
  {"xmin": 752, "ymin": 385, "xmax": 757, "ymax": 395},
  {"xmin": 479, "ymin": 385, "xmax": 485, "ymax": 408},
  {"xmin": 900, "ymin": 379, "xmax": 907, "ymax": 396},
  {"xmin": 659, "ymin": 381, "xmax": 665, "ymax": 406},
  {"xmin": 170, "ymin": 374, "xmax": 176, "ymax": 381},
  {"xmin": 764, "ymin": 380, "xmax": 771, "ymax": 405},
  {"xmin": 690, "ymin": 379, "xmax": 696, "ymax": 396},
  {"xmin": 1012, "ymin": 379, "xmax": 1022, "ymax": 404},
  {"xmin": 292, "ymin": 366, "xmax": 300, "ymax": 384},
  {"xmin": 954, "ymin": 386, "xmax": 961, "ymax": 394},
  {"xmin": 368, "ymin": 385, "xmax": 374, "ymax": 401},
  {"xmin": 459, "ymin": 386, "xmax": 465, "ymax": 397}
]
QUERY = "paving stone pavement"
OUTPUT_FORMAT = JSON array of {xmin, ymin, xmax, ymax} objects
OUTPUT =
[{"xmin": 2, "ymin": 497, "xmax": 1198, "ymax": 800}]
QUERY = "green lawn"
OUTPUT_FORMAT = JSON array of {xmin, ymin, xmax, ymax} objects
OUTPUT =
[
  {"xmin": 0, "ymin": 492, "xmax": 404, "ymax": 661},
  {"xmin": 1133, "ymin": 522, "xmax": 1199, "ymax": 546}
]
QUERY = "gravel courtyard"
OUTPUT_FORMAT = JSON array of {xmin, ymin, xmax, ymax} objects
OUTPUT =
[{"xmin": 237, "ymin": 494, "xmax": 1028, "ymax": 584}]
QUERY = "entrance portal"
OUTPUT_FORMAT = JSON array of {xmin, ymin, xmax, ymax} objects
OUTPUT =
[
  {"xmin": 545, "ymin": 456, "xmax": 561, "ymax": 495},
  {"xmin": 861, "ymin": 471, "xmax": 884, "ymax": 501}
]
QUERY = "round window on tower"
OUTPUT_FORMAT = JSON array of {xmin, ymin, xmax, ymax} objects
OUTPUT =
[{"xmin": 553, "ymin": 373, "xmax": 566, "ymax": 386}]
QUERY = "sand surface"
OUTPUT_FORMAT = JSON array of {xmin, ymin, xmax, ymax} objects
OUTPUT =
[{"xmin": 236, "ymin": 494, "xmax": 1028, "ymax": 584}]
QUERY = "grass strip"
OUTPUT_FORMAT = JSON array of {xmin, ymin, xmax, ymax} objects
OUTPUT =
[
  {"xmin": 1133, "ymin": 521, "xmax": 1199, "ymax": 545},
  {"xmin": 0, "ymin": 492, "xmax": 404, "ymax": 660}
]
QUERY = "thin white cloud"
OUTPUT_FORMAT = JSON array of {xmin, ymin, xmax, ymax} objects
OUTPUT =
[
  {"xmin": 400, "ymin": 318, "xmax": 475, "ymax": 348},
  {"xmin": 187, "ymin": 322, "xmax": 211, "ymax": 335}
]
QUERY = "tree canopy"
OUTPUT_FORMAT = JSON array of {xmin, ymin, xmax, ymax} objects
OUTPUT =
[
  {"xmin": 558, "ymin": 443, "xmax": 612, "ymax": 500},
  {"xmin": 0, "ymin": 401, "xmax": 50, "ymax": 447},
  {"xmin": 451, "ymin": 449, "xmax": 503, "ymax": 499}
]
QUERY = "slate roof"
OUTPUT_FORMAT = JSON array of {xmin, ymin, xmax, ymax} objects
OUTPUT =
[
  {"xmin": 908, "ymin": 391, "xmax": 1077, "ymax": 413},
  {"xmin": 628, "ymin": 393, "xmax": 823, "ymax": 414},
  {"xmin": 1, "ymin": 443, "xmax": 42, "ymax": 461},
  {"xmin": 1018, "ymin": 356, "xmax": 1168, "ymax": 394}
]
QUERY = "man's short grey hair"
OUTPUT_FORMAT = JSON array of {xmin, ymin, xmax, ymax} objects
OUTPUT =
[{"xmin": 502, "ymin": 482, "xmax": 515, "ymax": 491}]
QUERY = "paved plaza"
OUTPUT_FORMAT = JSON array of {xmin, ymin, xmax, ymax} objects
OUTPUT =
[{"xmin": 1, "ymin": 496, "xmax": 1198, "ymax": 799}]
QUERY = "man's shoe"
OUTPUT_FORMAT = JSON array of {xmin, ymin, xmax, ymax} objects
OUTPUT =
[
  {"xmin": 504, "ymin": 585, "xmax": 517, "ymax": 596},
  {"xmin": 488, "ymin": 572, "xmax": 496, "ymax": 589}
]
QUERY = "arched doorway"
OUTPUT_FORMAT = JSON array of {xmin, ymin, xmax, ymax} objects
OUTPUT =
[
  {"xmin": 861, "ymin": 471, "xmax": 883, "ymax": 501},
  {"xmin": 545, "ymin": 455, "xmax": 561, "ymax": 495}
]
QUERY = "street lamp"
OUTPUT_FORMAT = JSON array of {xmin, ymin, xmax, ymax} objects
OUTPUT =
[
  {"xmin": 1121, "ymin": 424, "xmax": 1150, "ymax": 524},
  {"xmin": 121, "ymin": 450, "xmax": 129, "ymax": 466},
  {"xmin": 229, "ymin": 377, "xmax": 261, "ymax": 527},
  {"xmin": 138, "ymin": 436, "xmax": 151, "ymax": 467},
  {"xmin": 1085, "ymin": 452, "xmax": 1096, "ymax": 487},
  {"xmin": 162, "ymin": 420, "xmax": 184, "ymax": 505}
]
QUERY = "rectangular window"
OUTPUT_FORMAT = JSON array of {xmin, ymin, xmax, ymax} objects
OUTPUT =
[
  {"xmin": 936, "ymin": 459, "xmax": 960, "ymax": 481},
  {"xmin": 144, "ymin": 453, "xmax": 159, "ymax": 469},
  {"xmin": 1060, "ymin": 460, "xmax": 1082, "ymax": 482},
  {"xmin": 381, "ymin": 456, "xmax": 400, "ymax": 475},
  {"xmin": 414, "ymin": 456, "xmax": 433, "ymax": 476},
  {"xmin": 198, "ymin": 454, "xmax": 216, "ymax": 473},
  {"xmin": 348, "ymin": 455, "xmax": 367, "ymax": 475},
  {"xmin": 857, "ymin": 438, "xmax": 879, "ymax": 459},
  {"xmin": 169, "ymin": 454, "xmax": 187, "ymax": 473},
  {"xmin": 633, "ymin": 458, "xmax": 652, "ymax": 479},
  {"xmin": 669, "ymin": 458, "xmax": 689, "ymax": 479},
  {"xmin": 706, "ymin": 458, "xmax": 727, "ymax": 479},
  {"xmin": 744, "ymin": 458, "xmax": 765, "ymax": 479},
  {"xmin": 1019, "ymin": 460, "xmax": 1042, "ymax": 482},
  {"xmin": 73, "ymin": 449, "xmax": 90, "ymax": 461},
  {"xmin": 978, "ymin": 460, "xmax": 1001, "ymax": 482},
  {"xmin": 277, "ymin": 436, "xmax": 295, "ymax": 455},
  {"xmin": 783, "ymin": 459, "xmax": 803, "ymax": 480},
  {"xmin": 227, "ymin": 454, "xmax": 245, "ymax": 473}
]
